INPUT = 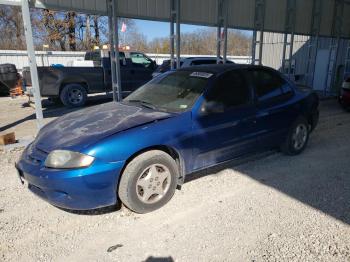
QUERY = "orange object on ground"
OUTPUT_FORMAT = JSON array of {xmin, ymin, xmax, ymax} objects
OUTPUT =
[{"xmin": 10, "ymin": 78, "xmax": 23, "ymax": 98}]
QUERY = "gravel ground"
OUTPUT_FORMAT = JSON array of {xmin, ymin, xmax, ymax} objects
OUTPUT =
[{"xmin": 0, "ymin": 97, "xmax": 349, "ymax": 261}]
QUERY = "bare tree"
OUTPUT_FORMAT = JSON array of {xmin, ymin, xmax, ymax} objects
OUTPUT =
[
  {"xmin": 0, "ymin": 5, "xmax": 251, "ymax": 55},
  {"xmin": 93, "ymin": 16, "xmax": 100, "ymax": 46},
  {"xmin": 67, "ymin": 12, "xmax": 76, "ymax": 51},
  {"xmin": 0, "ymin": 6, "xmax": 26, "ymax": 49}
]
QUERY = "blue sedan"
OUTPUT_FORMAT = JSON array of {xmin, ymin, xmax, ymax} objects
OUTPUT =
[{"xmin": 16, "ymin": 64, "xmax": 319, "ymax": 213}]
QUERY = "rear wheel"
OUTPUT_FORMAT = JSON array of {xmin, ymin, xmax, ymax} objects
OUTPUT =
[
  {"xmin": 60, "ymin": 83, "xmax": 87, "ymax": 107},
  {"xmin": 118, "ymin": 150, "xmax": 178, "ymax": 213},
  {"xmin": 281, "ymin": 117, "xmax": 309, "ymax": 155}
]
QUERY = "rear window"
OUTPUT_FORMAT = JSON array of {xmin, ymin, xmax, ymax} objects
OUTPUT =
[
  {"xmin": 190, "ymin": 60, "xmax": 217, "ymax": 66},
  {"xmin": 248, "ymin": 69, "xmax": 286, "ymax": 102}
]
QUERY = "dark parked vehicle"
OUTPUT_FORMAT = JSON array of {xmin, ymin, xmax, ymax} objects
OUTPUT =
[
  {"xmin": 0, "ymin": 64, "xmax": 18, "ymax": 96},
  {"xmin": 23, "ymin": 50, "xmax": 157, "ymax": 107},
  {"xmin": 152, "ymin": 57, "xmax": 234, "ymax": 77},
  {"xmin": 16, "ymin": 64, "xmax": 319, "ymax": 213}
]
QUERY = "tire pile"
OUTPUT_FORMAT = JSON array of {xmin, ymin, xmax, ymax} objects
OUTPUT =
[{"xmin": 0, "ymin": 64, "xmax": 19, "ymax": 96}]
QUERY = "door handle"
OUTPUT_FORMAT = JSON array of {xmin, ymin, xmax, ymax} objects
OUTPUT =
[{"xmin": 256, "ymin": 111, "xmax": 269, "ymax": 117}]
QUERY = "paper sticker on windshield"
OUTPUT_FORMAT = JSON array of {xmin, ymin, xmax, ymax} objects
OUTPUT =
[{"xmin": 190, "ymin": 72, "xmax": 213, "ymax": 78}]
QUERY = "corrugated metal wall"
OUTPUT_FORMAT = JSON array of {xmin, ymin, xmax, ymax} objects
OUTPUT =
[
  {"xmin": 261, "ymin": 32, "xmax": 349, "ymax": 76},
  {"xmin": 262, "ymin": 33, "xmax": 310, "ymax": 74}
]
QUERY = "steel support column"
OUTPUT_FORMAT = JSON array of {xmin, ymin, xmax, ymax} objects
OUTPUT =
[
  {"xmin": 217, "ymin": 0, "xmax": 222, "ymax": 63},
  {"xmin": 281, "ymin": 0, "xmax": 296, "ymax": 78},
  {"xmin": 170, "ymin": 0, "xmax": 175, "ymax": 70},
  {"xmin": 111, "ymin": 0, "xmax": 122, "ymax": 101},
  {"xmin": 216, "ymin": 0, "xmax": 227, "ymax": 64},
  {"xmin": 21, "ymin": 0, "xmax": 43, "ymax": 129},
  {"xmin": 107, "ymin": 0, "xmax": 117, "ymax": 99},
  {"xmin": 216, "ymin": 25, "xmax": 222, "ymax": 64},
  {"xmin": 252, "ymin": 0, "xmax": 265, "ymax": 65},
  {"xmin": 222, "ymin": 8, "xmax": 228, "ymax": 64},
  {"xmin": 305, "ymin": 0, "xmax": 322, "ymax": 87},
  {"xmin": 325, "ymin": 0, "xmax": 345, "ymax": 96},
  {"xmin": 345, "ymin": 40, "xmax": 350, "ymax": 77},
  {"xmin": 175, "ymin": 0, "xmax": 180, "ymax": 69}
]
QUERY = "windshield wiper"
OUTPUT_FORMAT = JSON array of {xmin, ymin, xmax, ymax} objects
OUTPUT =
[{"xmin": 126, "ymin": 99, "xmax": 157, "ymax": 110}]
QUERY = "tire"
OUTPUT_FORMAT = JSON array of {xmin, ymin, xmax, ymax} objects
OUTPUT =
[
  {"xmin": 0, "ymin": 64, "xmax": 17, "ymax": 74},
  {"xmin": 280, "ymin": 117, "xmax": 310, "ymax": 155},
  {"xmin": 60, "ymin": 83, "xmax": 87, "ymax": 107},
  {"xmin": 118, "ymin": 150, "xmax": 178, "ymax": 214}
]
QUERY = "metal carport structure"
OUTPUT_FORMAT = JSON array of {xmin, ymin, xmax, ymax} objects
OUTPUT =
[{"xmin": 1, "ymin": 0, "xmax": 350, "ymax": 129}]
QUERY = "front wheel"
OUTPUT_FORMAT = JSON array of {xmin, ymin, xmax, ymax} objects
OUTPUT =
[
  {"xmin": 281, "ymin": 117, "xmax": 310, "ymax": 155},
  {"xmin": 118, "ymin": 150, "xmax": 178, "ymax": 213},
  {"xmin": 60, "ymin": 83, "xmax": 87, "ymax": 107}
]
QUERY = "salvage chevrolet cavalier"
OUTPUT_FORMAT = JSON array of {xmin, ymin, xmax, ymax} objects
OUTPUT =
[{"xmin": 16, "ymin": 65, "xmax": 319, "ymax": 213}]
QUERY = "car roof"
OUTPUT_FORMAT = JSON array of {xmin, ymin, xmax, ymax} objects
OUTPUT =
[{"xmin": 178, "ymin": 64, "xmax": 273, "ymax": 74}]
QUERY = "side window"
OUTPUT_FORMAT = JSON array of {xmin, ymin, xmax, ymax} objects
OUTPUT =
[
  {"xmin": 85, "ymin": 51, "xmax": 101, "ymax": 66},
  {"xmin": 191, "ymin": 60, "xmax": 217, "ymax": 66},
  {"xmin": 207, "ymin": 71, "xmax": 250, "ymax": 108},
  {"xmin": 130, "ymin": 52, "xmax": 152, "ymax": 68},
  {"xmin": 250, "ymin": 69, "xmax": 286, "ymax": 102}
]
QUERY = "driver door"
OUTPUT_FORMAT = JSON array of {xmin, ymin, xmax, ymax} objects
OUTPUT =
[{"xmin": 191, "ymin": 70, "xmax": 258, "ymax": 171}]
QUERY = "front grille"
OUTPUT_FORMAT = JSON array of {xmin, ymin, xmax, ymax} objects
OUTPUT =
[{"xmin": 28, "ymin": 184, "xmax": 46, "ymax": 198}]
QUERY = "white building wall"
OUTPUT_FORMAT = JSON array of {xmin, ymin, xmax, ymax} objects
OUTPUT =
[
  {"xmin": 0, "ymin": 50, "xmax": 86, "ymax": 71},
  {"xmin": 0, "ymin": 50, "xmax": 251, "ymax": 71}
]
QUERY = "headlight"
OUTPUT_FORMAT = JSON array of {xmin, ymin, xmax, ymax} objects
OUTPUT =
[{"xmin": 45, "ymin": 150, "xmax": 94, "ymax": 169}]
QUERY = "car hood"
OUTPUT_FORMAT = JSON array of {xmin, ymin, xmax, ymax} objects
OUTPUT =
[{"xmin": 33, "ymin": 102, "xmax": 173, "ymax": 152}]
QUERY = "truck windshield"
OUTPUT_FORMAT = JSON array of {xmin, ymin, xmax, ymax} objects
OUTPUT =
[{"xmin": 124, "ymin": 71, "xmax": 212, "ymax": 113}]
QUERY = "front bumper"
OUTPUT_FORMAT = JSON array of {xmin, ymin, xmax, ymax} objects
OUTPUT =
[{"xmin": 16, "ymin": 148, "xmax": 125, "ymax": 210}]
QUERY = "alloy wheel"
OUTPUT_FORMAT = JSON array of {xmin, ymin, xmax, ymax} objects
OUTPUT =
[{"xmin": 136, "ymin": 164, "xmax": 171, "ymax": 204}]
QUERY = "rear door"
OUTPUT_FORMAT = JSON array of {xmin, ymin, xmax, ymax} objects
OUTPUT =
[{"xmin": 247, "ymin": 68, "xmax": 298, "ymax": 149}]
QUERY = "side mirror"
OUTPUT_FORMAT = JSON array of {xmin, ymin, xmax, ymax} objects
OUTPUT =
[{"xmin": 201, "ymin": 101, "xmax": 225, "ymax": 115}]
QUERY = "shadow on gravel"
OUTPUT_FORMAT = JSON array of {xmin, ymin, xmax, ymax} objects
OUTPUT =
[
  {"xmin": 58, "ymin": 203, "xmax": 121, "ymax": 216},
  {"xmin": 186, "ymin": 117, "xmax": 350, "ymax": 225}
]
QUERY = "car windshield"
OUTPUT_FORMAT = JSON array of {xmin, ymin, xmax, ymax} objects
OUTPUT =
[{"xmin": 124, "ymin": 71, "xmax": 212, "ymax": 113}]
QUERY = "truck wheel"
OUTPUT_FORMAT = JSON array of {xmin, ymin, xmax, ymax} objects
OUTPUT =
[
  {"xmin": 60, "ymin": 84, "xmax": 87, "ymax": 107},
  {"xmin": 280, "ymin": 117, "xmax": 309, "ymax": 155},
  {"xmin": 118, "ymin": 150, "xmax": 178, "ymax": 214}
]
